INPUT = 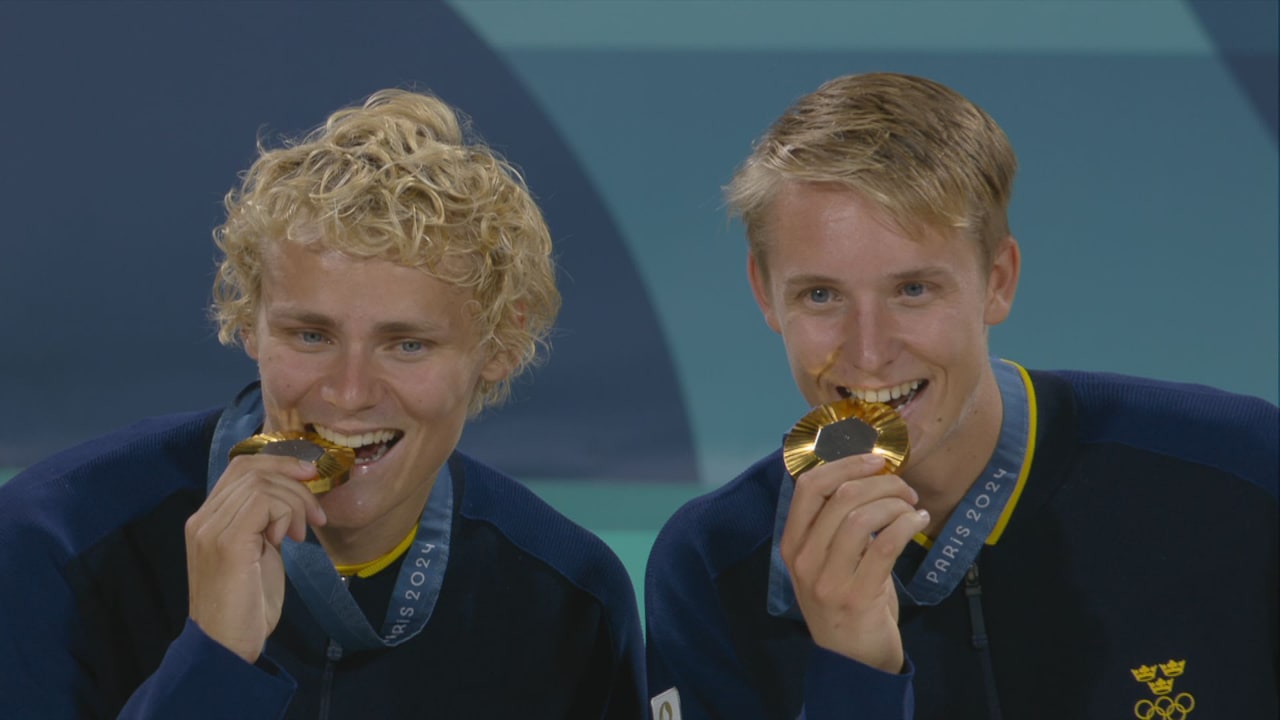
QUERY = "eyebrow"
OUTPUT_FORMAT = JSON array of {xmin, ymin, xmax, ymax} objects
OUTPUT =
[
  {"xmin": 373, "ymin": 320, "xmax": 445, "ymax": 336},
  {"xmin": 778, "ymin": 266, "xmax": 959, "ymax": 297},
  {"xmin": 887, "ymin": 266, "xmax": 956, "ymax": 282},
  {"xmin": 267, "ymin": 310, "xmax": 335, "ymax": 328},
  {"xmin": 266, "ymin": 310, "xmax": 445, "ymax": 336},
  {"xmin": 780, "ymin": 273, "xmax": 841, "ymax": 293}
]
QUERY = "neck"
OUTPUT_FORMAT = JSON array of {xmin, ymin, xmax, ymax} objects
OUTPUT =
[
  {"xmin": 333, "ymin": 524, "xmax": 418, "ymax": 577},
  {"xmin": 904, "ymin": 368, "xmax": 1004, "ymax": 539},
  {"xmin": 315, "ymin": 478, "xmax": 435, "ymax": 567}
]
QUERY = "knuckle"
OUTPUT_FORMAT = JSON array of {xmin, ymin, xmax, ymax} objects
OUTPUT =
[
  {"xmin": 791, "ymin": 473, "xmax": 822, "ymax": 499},
  {"xmin": 833, "ymin": 481, "xmax": 864, "ymax": 503},
  {"xmin": 225, "ymin": 455, "xmax": 264, "ymax": 478},
  {"xmin": 872, "ymin": 474, "xmax": 903, "ymax": 495},
  {"xmin": 190, "ymin": 528, "xmax": 216, "ymax": 553},
  {"xmin": 186, "ymin": 513, "xmax": 217, "ymax": 546},
  {"xmin": 802, "ymin": 465, "xmax": 843, "ymax": 490},
  {"xmin": 866, "ymin": 537, "xmax": 900, "ymax": 560},
  {"xmin": 787, "ymin": 547, "xmax": 816, "ymax": 579},
  {"xmin": 227, "ymin": 455, "xmax": 290, "ymax": 482},
  {"xmin": 841, "ymin": 508, "xmax": 876, "ymax": 537},
  {"xmin": 810, "ymin": 578, "xmax": 845, "ymax": 606}
]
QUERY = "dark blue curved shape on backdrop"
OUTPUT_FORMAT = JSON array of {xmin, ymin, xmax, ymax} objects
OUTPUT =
[
  {"xmin": 0, "ymin": 2, "xmax": 698, "ymax": 482},
  {"xmin": 1189, "ymin": 0, "xmax": 1278, "ymax": 145}
]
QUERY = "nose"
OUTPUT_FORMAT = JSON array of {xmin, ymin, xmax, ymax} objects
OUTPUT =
[
  {"xmin": 319, "ymin": 347, "xmax": 382, "ymax": 412},
  {"xmin": 843, "ymin": 301, "xmax": 898, "ymax": 374}
]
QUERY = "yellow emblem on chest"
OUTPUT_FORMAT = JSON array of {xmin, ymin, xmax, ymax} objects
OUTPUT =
[{"xmin": 1130, "ymin": 659, "xmax": 1195, "ymax": 719}]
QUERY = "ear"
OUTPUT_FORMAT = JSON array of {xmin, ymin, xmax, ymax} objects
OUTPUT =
[
  {"xmin": 480, "ymin": 305, "xmax": 525, "ymax": 384},
  {"xmin": 747, "ymin": 253, "xmax": 782, "ymax": 334},
  {"xmin": 480, "ymin": 345, "xmax": 516, "ymax": 384},
  {"xmin": 983, "ymin": 235, "xmax": 1021, "ymax": 326},
  {"xmin": 241, "ymin": 325, "xmax": 260, "ymax": 361}
]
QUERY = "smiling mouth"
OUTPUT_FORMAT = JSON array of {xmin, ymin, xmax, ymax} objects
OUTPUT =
[
  {"xmin": 837, "ymin": 380, "xmax": 926, "ymax": 411},
  {"xmin": 309, "ymin": 425, "xmax": 404, "ymax": 466}
]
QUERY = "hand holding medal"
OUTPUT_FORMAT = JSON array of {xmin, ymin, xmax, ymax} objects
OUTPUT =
[
  {"xmin": 778, "ymin": 396, "xmax": 927, "ymax": 673},
  {"xmin": 187, "ymin": 407, "xmax": 330, "ymax": 663}
]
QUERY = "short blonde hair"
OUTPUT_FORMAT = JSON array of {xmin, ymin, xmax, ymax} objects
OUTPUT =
[
  {"xmin": 212, "ymin": 89, "xmax": 560, "ymax": 414},
  {"xmin": 727, "ymin": 73, "xmax": 1017, "ymax": 269}
]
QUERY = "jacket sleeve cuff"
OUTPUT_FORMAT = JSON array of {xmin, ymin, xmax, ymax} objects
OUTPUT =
[
  {"xmin": 119, "ymin": 618, "xmax": 296, "ymax": 720},
  {"xmin": 801, "ymin": 645, "xmax": 915, "ymax": 720}
]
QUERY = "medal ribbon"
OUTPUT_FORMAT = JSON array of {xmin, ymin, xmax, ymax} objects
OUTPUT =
[
  {"xmin": 768, "ymin": 359, "xmax": 1035, "ymax": 616},
  {"xmin": 892, "ymin": 359, "xmax": 1032, "ymax": 606},
  {"xmin": 207, "ymin": 384, "xmax": 452, "ymax": 651}
]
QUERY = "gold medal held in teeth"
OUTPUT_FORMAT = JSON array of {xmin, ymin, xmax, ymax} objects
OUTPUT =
[
  {"xmin": 228, "ymin": 431, "xmax": 355, "ymax": 494},
  {"xmin": 782, "ymin": 399, "xmax": 910, "ymax": 478}
]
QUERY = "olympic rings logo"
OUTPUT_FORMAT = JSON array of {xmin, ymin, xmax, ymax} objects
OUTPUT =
[{"xmin": 1134, "ymin": 693, "xmax": 1195, "ymax": 719}]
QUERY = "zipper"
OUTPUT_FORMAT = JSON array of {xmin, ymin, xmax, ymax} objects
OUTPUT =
[
  {"xmin": 964, "ymin": 563, "xmax": 1004, "ymax": 720},
  {"xmin": 319, "ymin": 637, "xmax": 343, "ymax": 719},
  {"xmin": 317, "ymin": 575, "xmax": 355, "ymax": 719}
]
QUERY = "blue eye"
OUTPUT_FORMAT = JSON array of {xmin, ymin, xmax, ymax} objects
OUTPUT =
[
  {"xmin": 399, "ymin": 340, "xmax": 424, "ymax": 353},
  {"xmin": 300, "ymin": 331, "xmax": 326, "ymax": 344},
  {"xmin": 808, "ymin": 288, "xmax": 832, "ymax": 304},
  {"xmin": 901, "ymin": 282, "xmax": 926, "ymax": 298}
]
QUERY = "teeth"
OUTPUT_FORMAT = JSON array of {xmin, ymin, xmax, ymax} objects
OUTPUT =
[
  {"xmin": 848, "ymin": 380, "xmax": 922, "ymax": 404},
  {"xmin": 354, "ymin": 443, "xmax": 392, "ymax": 465},
  {"xmin": 312, "ymin": 425, "xmax": 398, "ymax": 449}
]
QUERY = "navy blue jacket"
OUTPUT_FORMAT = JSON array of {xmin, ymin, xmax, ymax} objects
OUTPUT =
[
  {"xmin": 646, "ymin": 369, "xmax": 1278, "ymax": 719},
  {"xmin": 0, "ymin": 407, "xmax": 645, "ymax": 719}
]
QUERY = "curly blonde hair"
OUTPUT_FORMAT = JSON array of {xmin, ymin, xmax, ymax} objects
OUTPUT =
[
  {"xmin": 727, "ymin": 73, "xmax": 1017, "ymax": 271},
  {"xmin": 212, "ymin": 89, "xmax": 560, "ymax": 414}
]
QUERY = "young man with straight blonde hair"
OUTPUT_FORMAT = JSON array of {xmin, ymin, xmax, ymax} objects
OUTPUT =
[{"xmin": 645, "ymin": 72, "xmax": 1277, "ymax": 719}]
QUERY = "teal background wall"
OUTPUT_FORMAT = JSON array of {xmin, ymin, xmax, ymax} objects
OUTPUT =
[
  {"xmin": 454, "ymin": 0, "xmax": 1280, "ymax": 608},
  {"xmin": 1, "ymin": 1, "xmax": 1276, "ymax": 614}
]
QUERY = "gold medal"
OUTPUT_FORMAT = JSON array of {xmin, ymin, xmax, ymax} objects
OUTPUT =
[
  {"xmin": 782, "ymin": 399, "xmax": 910, "ymax": 478},
  {"xmin": 228, "ymin": 431, "xmax": 355, "ymax": 494}
]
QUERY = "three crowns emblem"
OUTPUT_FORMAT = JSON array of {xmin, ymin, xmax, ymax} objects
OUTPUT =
[
  {"xmin": 1130, "ymin": 660, "xmax": 1187, "ymax": 694},
  {"xmin": 1130, "ymin": 659, "xmax": 1194, "ymax": 719}
]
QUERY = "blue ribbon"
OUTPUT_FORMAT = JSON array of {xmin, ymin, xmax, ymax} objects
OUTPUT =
[{"xmin": 893, "ymin": 359, "xmax": 1029, "ymax": 605}]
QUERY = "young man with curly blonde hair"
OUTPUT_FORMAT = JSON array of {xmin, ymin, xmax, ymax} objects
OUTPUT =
[{"xmin": 0, "ymin": 90, "xmax": 644, "ymax": 719}]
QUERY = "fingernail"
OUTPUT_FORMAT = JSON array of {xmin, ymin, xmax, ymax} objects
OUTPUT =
[{"xmin": 917, "ymin": 509, "xmax": 930, "ymax": 522}]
